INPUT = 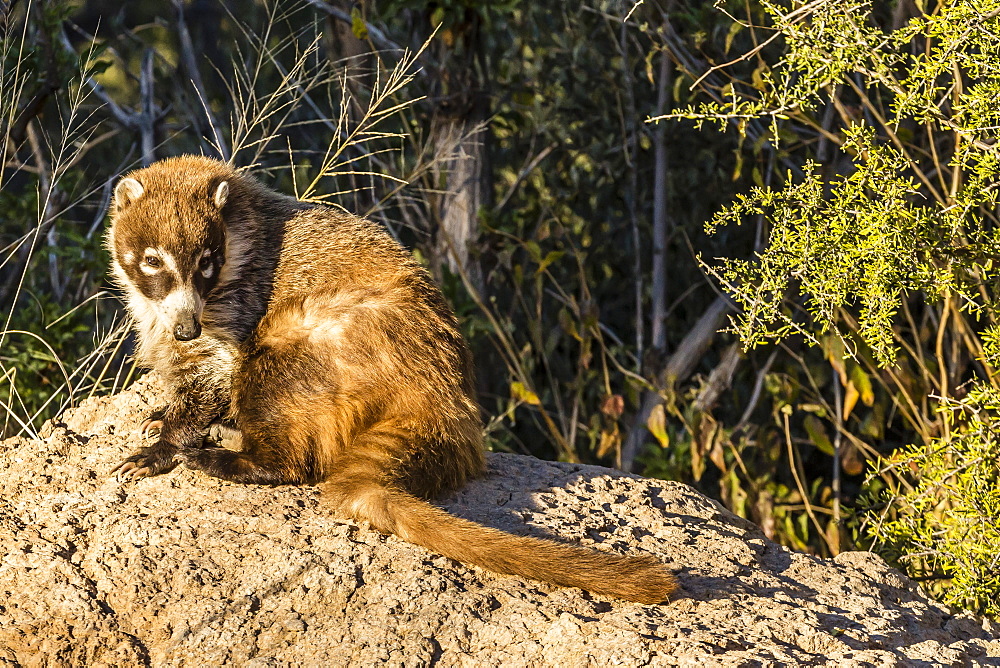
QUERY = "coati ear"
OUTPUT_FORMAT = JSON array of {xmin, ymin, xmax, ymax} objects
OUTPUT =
[
  {"xmin": 213, "ymin": 181, "xmax": 229, "ymax": 209},
  {"xmin": 114, "ymin": 177, "xmax": 145, "ymax": 211}
]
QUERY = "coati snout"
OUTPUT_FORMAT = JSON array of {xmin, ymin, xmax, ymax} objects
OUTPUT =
[{"xmin": 172, "ymin": 311, "xmax": 202, "ymax": 341}]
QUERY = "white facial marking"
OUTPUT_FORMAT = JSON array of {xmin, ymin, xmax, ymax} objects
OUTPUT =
[
  {"xmin": 123, "ymin": 251, "xmax": 135, "ymax": 264},
  {"xmin": 155, "ymin": 283, "xmax": 204, "ymax": 331},
  {"xmin": 158, "ymin": 248, "xmax": 178, "ymax": 273},
  {"xmin": 110, "ymin": 259, "xmax": 130, "ymax": 290}
]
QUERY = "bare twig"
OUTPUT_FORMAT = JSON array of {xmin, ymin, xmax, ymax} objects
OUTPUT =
[
  {"xmin": 734, "ymin": 347, "xmax": 779, "ymax": 429},
  {"xmin": 831, "ymin": 363, "xmax": 843, "ymax": 554},
  {"xmin": 25, "ymin": 121, "xmax": 67, "ymax": 301},
  {"xmin": 614, "ymin": 12, "xmax": 644, "ymax": 366},
  {"xmin": 784, "ymin": 411, "xmax": 832, "ymax": 555}
]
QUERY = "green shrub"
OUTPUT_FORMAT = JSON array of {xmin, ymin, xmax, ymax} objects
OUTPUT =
[{"xmin": 668, "ymin": 0, "xmax": 1000, "ymax": 615}]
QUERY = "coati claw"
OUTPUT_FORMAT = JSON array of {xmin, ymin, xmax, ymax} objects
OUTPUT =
[
  {"xmin": 140, "ymin": 419, "xmax": 163, "ymax": 439},
  {"xmin": 173, "ymin": 447, "xmax": 194, "ymax": 463},
  {"xmin": 112, "ymin": 442, "xmax": 180, "ymax": 479},
  {"xmin": 114, "ymin": 461, "xmax": 152, "ymax": 479},
  {"xmin": 139, "ymin": 410, "xmax": 167, "ymax": 439}
]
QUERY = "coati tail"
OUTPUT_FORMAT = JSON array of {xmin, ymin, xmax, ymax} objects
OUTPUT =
[{"xmin": 320, "ymin": 456, "xmax": 678, "ymax": 605}]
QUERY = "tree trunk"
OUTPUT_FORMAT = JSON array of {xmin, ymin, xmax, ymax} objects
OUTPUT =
[
  {"xmin": 620, "ymin": 39, "xmax": 680, "ymax": 473},
  {"xmin": 432, "ymin": 112, "xmax": 488, "ymax": 291},
  {"xmin": 427, "ymin": 11, "xmax": 490, "ymax": 293},
  {"xmin": 650, "ymin": 41, "xmax": 673, "ymax": 352}
]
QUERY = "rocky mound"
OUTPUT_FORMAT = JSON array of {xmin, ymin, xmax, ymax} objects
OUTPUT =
[{"xmin": 1, "ymin": 374, "xmax": 997, "ymax": 666}]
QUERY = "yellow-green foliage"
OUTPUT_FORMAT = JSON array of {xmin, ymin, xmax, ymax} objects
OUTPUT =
[
  {"xmin": 876, "ymin": 379, "xmax": 1000, "ymax": 617},
  {"xmin": 675, "ymin": 0, "xmax": 1000, "ymax": 615}
]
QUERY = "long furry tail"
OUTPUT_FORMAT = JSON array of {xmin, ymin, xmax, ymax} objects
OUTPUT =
[{"xmin": 321, "ymin": 460, "xmax": 677, "ymax": 605}]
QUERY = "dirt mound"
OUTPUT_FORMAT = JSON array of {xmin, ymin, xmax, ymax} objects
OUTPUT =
[{"xmin": 1, "ymin": 374, "xmax": 997, "ymax": 666}]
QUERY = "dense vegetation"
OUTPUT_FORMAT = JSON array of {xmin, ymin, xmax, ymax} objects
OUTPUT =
[{"xmin": 2, "ymin": 0, "xmax": 997, "ymax": 616}]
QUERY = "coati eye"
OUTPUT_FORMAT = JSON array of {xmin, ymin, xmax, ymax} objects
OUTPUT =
[
  {"xmin": 199, "ymin": 250, "xmax": 214, "ymax": 278},
  {"xmin": 139, "ymin": 248, "xmax": 164, "ymax": 275}
]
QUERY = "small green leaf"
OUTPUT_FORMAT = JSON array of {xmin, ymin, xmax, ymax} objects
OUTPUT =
[
  {"xmin": 430, "ymin": 6, "xmax": 446, "ymax": 29},
  {"xmin": 558, "ymin": 308, "xmax": 582, "ymax": 341},
  {"xmin": 725, "ymin": 21, "xmax": 742, "ymax": 55},
  {"xmin": 803, "ymin": 415, "xmax": 835, "ymax": 456},
  {"xmin": 536, "ymin": 250, "xmax": 564, "ymax": 274},
  {"xmin": 350, "ymin": 7, "xmax": 368, "ymax": 40}
]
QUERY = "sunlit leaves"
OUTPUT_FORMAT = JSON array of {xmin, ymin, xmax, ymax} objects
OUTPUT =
[
  {"xmin": 708, "ymin": 127, "xmax": 951, "ymax": 367},
  {"xmin": 874, "ymin": 387, "xmax": 1000, "ymax": 616}
]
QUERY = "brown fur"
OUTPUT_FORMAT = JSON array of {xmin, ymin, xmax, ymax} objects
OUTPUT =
[{"xmin": 108, "ymin": 155, "xmax": 677, "ymax": 605}]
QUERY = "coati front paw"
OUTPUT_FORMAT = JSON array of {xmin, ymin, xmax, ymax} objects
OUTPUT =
[{"xmin": 112, "ymin": 441, "xmax": 180, "ymax": 480}]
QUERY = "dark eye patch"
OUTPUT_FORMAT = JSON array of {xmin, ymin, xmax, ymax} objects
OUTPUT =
[{"xmin": 131, "ymin": 266, "xmax": 176, "ymax": 301}]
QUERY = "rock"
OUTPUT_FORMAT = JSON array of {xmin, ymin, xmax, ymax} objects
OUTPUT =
[{"xmin": 1, "ymin": 374, "xmax": 997, "ymax": 665}]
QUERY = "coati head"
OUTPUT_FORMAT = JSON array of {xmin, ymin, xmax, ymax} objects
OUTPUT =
[{"xmin": 108, "ymin": 157, "xmax": 233, "ymax": 342}]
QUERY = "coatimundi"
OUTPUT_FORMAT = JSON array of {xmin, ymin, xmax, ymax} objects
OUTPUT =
[{"xmin": 107, "ymin": 155, "xmax": 676, "ymax": 604}]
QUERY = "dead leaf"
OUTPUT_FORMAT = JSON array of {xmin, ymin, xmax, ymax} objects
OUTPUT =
[
  {"xmin": 841, "ymin": 441, "xmax": 865, "ymax": 476},
  {"xmin": 692, "ymin": 414, "xmax": 717, "ymax": 482},
  {"xmin": 843, "ymin": 381, "xmax": 860, "ymax": 421},
  {"xmin": 709, "ymin": 437, "xmax": 727, "ymax": 473},
  {"xmin": 597, "ymin": 425, "xmax": 620, "ymax": 459},
  {"xmin": 600, "ymin": 394, "xmax": 624, "ymax": 420},
  {"xmin": 647, "ymin": 404, "xmax": 669, "ymax": 448}
]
